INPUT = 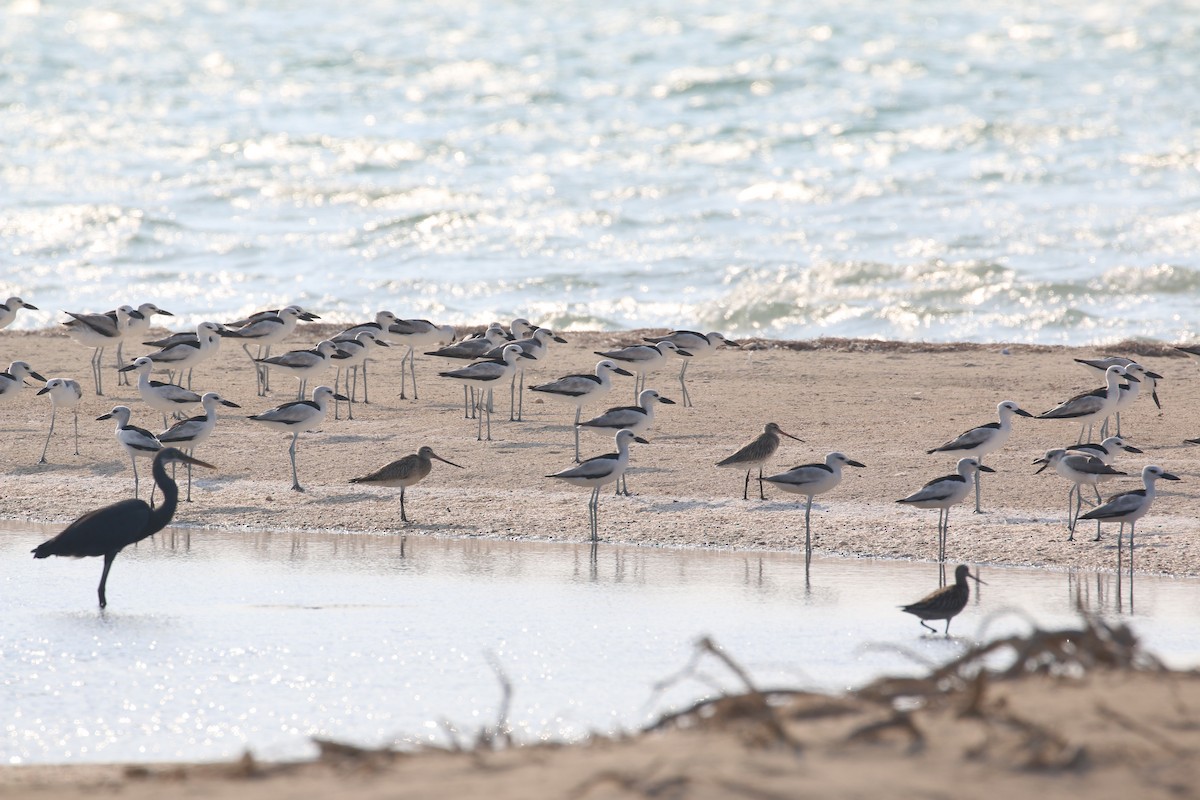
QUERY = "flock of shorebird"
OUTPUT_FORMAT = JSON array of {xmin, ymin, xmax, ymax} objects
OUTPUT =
[{"xmin": 1, "ymin": 296, "xmax": 1191, "ymax": 633}]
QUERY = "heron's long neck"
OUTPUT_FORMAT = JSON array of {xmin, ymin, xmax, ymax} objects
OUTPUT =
[{"xmin": 145, "ymin": 458, "xmax": 181, "ymax": 539}]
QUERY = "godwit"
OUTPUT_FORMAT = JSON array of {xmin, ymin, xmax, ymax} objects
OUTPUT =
[
  {"xmin": 158, "ymin": 392, "xmax": 240, "ymax": 501},
  {"xmin": 897, "ymin": 458, "xmax": 994, "ymax": 565},
  {"xmin": 900, "ymin": 564, "xmax": 984, "ymax": 635},
  {"xmin": 438, "ymin": 344, "xmax": 533, "ymax": 441},
  {"xmin": 716, "ymin": 422, "xmax": 803, "ymax": 500},
  {"xmin": 248, "ymin": 385, "xmax": 347, "ymax": 491},
  {"xmin": 642, "ymin": 330, "xmax": 739, "ymax": 406},
  {"xmin": 763, "ymin": 452, "xmax": 865, "ymax": 570},
  {"xmin": 1037, "ymin": 365, "xmax": 1134, "ymax": 444},
  {"xmin": 349, "ymin": 446, "xmax": 464, "ymax": 523},
  {"xmin": 1033, "ymin": 449, "xmax": 1127, "ymax": 540},
  {"xmin": 546, "ymin": 429, "xmax": 648, "ymax": 542},
  {"xmin": 927, "ymin": 400, "xmax": 1032, "ymax": 512},
  {"xmin": 594, "ymin": 341, "xmax": 692, "ymax": 401},
  {"xmin": 32, "ymin": 448, "xmax": 215, "ymax": 609},
  {"xmin": 529, "ymin": 360, "xmax": 633, "ymax": 462},
  {"xmin": 97, "ymin": 405, "xmax": 163, "ymax": 500},
  {"xmin": 36, "ymin": 378, "xmax": 83, "ymax": 464},
  {"xmin": 1079, "ymin": 465, "xmax": 1180, "ymax": 578}
]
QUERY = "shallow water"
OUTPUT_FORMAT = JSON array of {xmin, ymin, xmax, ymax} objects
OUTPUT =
[
  {"xmin": 1, "ymin": 523, "xmax": 1198, "ymax": 765},
  {"xmin": 2, "ymin": 0, "xmax": 1198, "ymax": 343}
]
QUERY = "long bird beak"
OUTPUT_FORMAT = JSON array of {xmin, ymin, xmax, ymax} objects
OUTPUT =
[
  {"xmin": 23, "ymin": 303, "xmax": 38, "ymax": 310},
  {"xmin": 173, "ymin": 452, "xmax": 217, "ymax": 470},
  {"xmin": 36, "ymin": 386, "xmax": 49, "ymax": 395},
  {"xmin": 1151, "ymin": 388, "xmax": 1162, "ymax": 409},
  {"xmin": 676, "ymin": 349, "xmax": 693, "ymax": 357},
  {"xmin": 553, "ymin": 334, "xmax": 568, "ymax": 343},
  {"xmin": 614, "ymin": 367, "xmax": 634, "ymax": 377},
  {"xmin": 220, "ymin": 400, "xmax": 242, "ymax": 408},
  {"xmin": 28, "ymin": 371, "xmax": 47, "ymax": 383},
  {"xmin": 979, "ymin": 465, "xmax": 997, "ymax": 473},
  {"xmin": 1123, "ymin": 444, "xmax": 1144, "ymax": 454},
  {"xmin": 1146, "ymin": 370, "xmax": 1163, "ymax": 380},
  {"xmin": 519, "ymin": 352, "xmax": 536, "ymax": 359},
  {"xmin": 1014, "ymin": 408, "xmax": 1034, "ymax": 417},
  {"xmin": 1032, "ymin": 458, "xmax": 1049, "ymax": 474},
  {"xmin": 118, "ymin": 364, "xmax": 138, "ymax": 372},
  {"xmin": 847, "ymin": 459, "xmax": 866, "ymax": 468},
  {"xmin": 967, "ymin": 570, "xmax": 987, "ymax": 585},
  {"xmin": 1123, "ymin": 373, "xmax": 1140, "ymax": 383},
  {"xmin": 432, "ymin": 452, "xmax": 465, "ymax": 469},
  {"xmin": 1162, "ymin": 472, "xmax": 1182, "ymax": 481},
  {"xmin": 333, "ymin": 393, "xmax": 350, "ymax": 402},
  {"xmin": 659, "ymin": 397, "xmax": 677, "ymax": 405},
  {"xmin": 96, "ymin": 412, "xmax": 112, "ymax": 420},
  {"xmin": 780, "ymin": 429, "xmax": 803, "ymax": 441},
  {"xmin": 634, "ymin": 436, "xmax": 650, "ymax": 444}
]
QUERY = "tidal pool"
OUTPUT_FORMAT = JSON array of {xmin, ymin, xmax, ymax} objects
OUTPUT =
[{"xmin": 2, "ymin": 523, "xmax": 1197, "ymax": 765}]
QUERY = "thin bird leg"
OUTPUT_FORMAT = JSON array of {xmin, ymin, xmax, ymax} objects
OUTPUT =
[
  {"xmin": 242, "ymin": 343, "xmax": 265, "ymax": 396},
  {"xmin": 130, "ymin": 453, "xmax": 140, "ymax": 499},
  {"xmin": 590, "ymin": 486, "xmax": 600, "ymax": 541},
  {"xmin": 398, "ymin": 348, "xmax": 409, "ymax": 399},
  {"xmin": 72, "ymin": 409, "xmax": 80, "ymax": 455},
  {"xmin": 116, "ymin": 341, "xmax": 127, "ymax": 385},
  {"xmin": 517, "ymin": 366, "xmax": 525, "ymax": 421},
  {"xmin": 678, "ymin": 359, "xmax": 691, "ymax": 408},
  {"xmin": 804, "ymin": 495, "xmax": 814, "ymax": 571},
  {"xmin": 38, "ymin": 407, "xmax": 57, "ymax": 464},
  {"xmin": 573, "ymin": 407, "xmax": 582, "ymax": 463},
  {"xmin": 742, "ymin": 469, "xmax": 750, "ymax": 501},
  {"xmin": 289, "ymin": 431, "xmax": 302, "ymax": 492},
  {"xmin": 98, "ymin": 552, "xmax": 115, "ymax": 609},
  {"xmin": 944, "ymin": 619, "xmax": 952, "ymax": 637},
  {"xmin": 485, "ymin": 399, "xmax": 492, "ymax": 441},
  {"xmin": 1115, "ymin": 411, "xmax": 1122, "ymax": 438},
  {"xmin": 1128, "ymin": 522, "xmax": 1136, "ymax": 580},
  {"xmin": 920, "ymin": 619, "xmax": 937, "ymax": 634},
  {"xmin": 400, "ymin": 486, "xmax": 408, "ymax": 523},
  {"xmin": 185, "ymin": 453, "xmax": 193, "ymax": 502},
  {"xmin": 92, "ymin": 347, "xmax": 105, "ymax": 396},
  {"xmin": 361, "ymin": 360, "xmax": 369, "ymax": 404},
  {"xmin": 260, "ymin": 345, "xmax": 273, "ymax": 391},
  {"xmin": 972, "ymin": 462, "xmax": 983, "ymax": 513},
  {"xmin": 333, "ymin": 368, "xmax": 343, "ymax": 421},
  {"xmin": 508, "ymin": 372, "xmax": 517, "ymax": 421},
  {"xmin": 463, "ymin": 385, "xmax": 471, "ymax": 419},
  {"xmin": 408, "ymin": 347, "xmax": 419, "ymax": 400},
  {"xmin": 1067, "ymin": 485, "xmax": 1078, "ymax": 540}
]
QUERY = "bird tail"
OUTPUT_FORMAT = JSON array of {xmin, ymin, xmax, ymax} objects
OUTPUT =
[{"xmin": 31, "ymin": 542, "xmax": 54, "ymax": 558}]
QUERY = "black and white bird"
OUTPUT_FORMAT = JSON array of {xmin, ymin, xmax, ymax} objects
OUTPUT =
[
  {"xmin": 716, "ymin": 422, "xmax": 803, "ymax": 501},
  {"xmin": 1037, "ymin": 365, "xmax": 1135, "ymax": 444},
  {"xmin": 337, "ymin": 311, "xmax": 401, "ymax": 403},
  {"xmin": 248, "ymin": 385, "xmax": 347, "ymax": 492},
  {"xmin": 578, "ymin": 388, "xmax": 675, "ymax": 493},
  {"xmin": 0, "ymin": 296, "xmax": 38, "ymax": 329},
  {"xmin": 1074, "ymin": 356, "xmax": 1163, "ymax": 425},
  {"xmin": 1078, "ymin": 465, "xmax": 1180, "ymax": 578},
  {"xmin": 97, "ymin": 405, "xmax": 164, "ymax": 500},
  {"xmin": 642, "ymin": 330, "xmax": 739, "ymax": 406},
  {"xmin": 900, "ymin": 564, "xmax": 985, "ymax": 636},
  {"xmin": 158, "ymin": 392, "xmax": 241, "ymax": 501},
  {"xmin": 1033, "ymin": 449, "xmax": 1127, "ymax": 540},
  {"xmin": 546, "ymin": 429, "xmax": 648, "ymax": 542},
  {"xmin": 63, "ymin": 306, "xmax": 132, "ymax": 396},
  {"xmin": 426, "ymin": 324, "xmax": 509, "ymax": 416},
  {"xmin": 32, "ymin": 447, "xmax": 215, "ymax": 609},
  {"xmin": 594, "ymin": 341, "xmax": 692, "ymax": 401},
  {"xmin": 0, "ymin": 360, "xmax": 46, "ymax": 407},
  {"xmin": 927, "ymin": 400, "xmax": 1032, "ymax": 513},
  {"xmin": 438, "ymin": 344, "xmax": 533, "ymax": 441},
  {"xmin": 330, "ymin": 331, "xmax": 389, "ymax": 418},
  {"xmin": 763, "ymin": 452, "xmax": 865, "ymax": 570},
  {"xmin": 386, "ymin": 318, "xmax": 456, "ymax": 400},
  {"xmin": 529, "ymin": 359, "xmax": 633, "ymax": 462},
  {"xmin": 119, "ymin": 356, "xmax": 203, "ymax": 428},
  {"xmin": 897, "ymin": 458, "xmax": 994, "ymax": 567},
  {"xmin": 222, "ymin": 305, "xmax": 311, "ymax": 394},
  {"xmin": 482, "ymin": 327, "xmax": 569, "ymax": 420},
  {"xmin": 114, "ymin": 302, "xmax": 174, "ymax": 382},
  {"xmin": 142, "ymin": 321, "xmax": 223, "ymax": 388},
  {"xmin": 255, "ymin": 339, "xmax": 340, "ymax": 399},
  {"xmin": 349, "ymin": 446, "xmax": 464, "ymax": 523},
  {"xmin": 36, "ymin": 377, "xmax": 83, "ymax": 464}
]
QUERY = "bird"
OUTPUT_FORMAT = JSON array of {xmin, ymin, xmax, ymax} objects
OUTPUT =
[
  {"xmin": 1074, "ymin": 355, "xmax": 1163, "ymax": 424},
  {"xmin": 97, "ymin": 405, "xmax": 163, "ymax": 500},
  {"xmin": 900, "ymin": 564, "xmax": 985, "ymax": 635},
  {"xmin": 927, "ymin": 400, "xmax": 1033, "ymax": 513},
  {"xmin": 118, "ymin": 356, "xmax": 203, "ymax": 428},
  {"xmin": 247, "ymin": 385, "xmax": 347, "ymax": 491},
  {"xmin": 1079, "ymin": 465, "xmax": 1180, "ymax": 578},
  {"xmin": 255, "ymin": 340, "xmax": 340, "ymax": 399},
  {"xmin": 897, "ymin": 458, "xmax": 994, "ymax": 566},
  {"xmin": 642, "ymin": 330, "xmax": 739, "ymax": 406},
  {"xmin": 426, "ymin": 324, "xmax": 510, "ymax": 417},
  {"xmin": 482, "ymin": 327, "xmax": 569, "ymax": 420},
  {"xmin": 221, "ymin": 305, "xmax": 310, "ymax": 395},
  {"xmin": 578, "ymin": 389, "xmax": 676, "ymax": 494},
  {"xmin": 329, "ymin": 331, "xmax": 390, "ymax": 418},
  {"xmin": 63, "ymin": 306, "xmax": 131, "ymax": 395},
  {"xmin": 438, "ymin": 344, "xmax": 533, "ymax": 441},
  {"xmin": 158, "ymin": 392, "xmax": 241, "ymax": 501},
  {"xmin": 546, "ymin": 429, "xmax": 648, "ymax": 542},
  {"xmin": 763, "ymin": 452, "xmax": 865, "ymax": 571},
  {"xmin": 349, "ymin": 446, "xmax": 464, "ymax": 523},
  {"xmin": 716, "ymin": 422, "xmax": 803, "ymax": 500},
  {"xmin": 336, "ymin": 310, "xmax": 400, "ymax": 403},
  {"xmin": 1033, "ymin": 449, "xmax": 1127, "ymax": 540},
  {"xmin": 0, "ymin": 360, "xmax": 47, "ymax": 407},
  {"xmin": 36, "ymin": 378, "xmax": 83, "ymax": 464},
  {"xmin": 0, "ymin": 296, "xmax": 38, "ymax": 329},
  {"xmin": 594, "ymin": 341, "xmax": 692, "ymax": 401},
  {"xmin": 1068, "ymin": 435, "xmax": 1143, "ymax": 470},
  {"xmin": 31, "ymin": 447, "xmax": 215, "ymax": 609},
  {"xmin": 113, "ymin": 302, "xmax": 174, "ymax": 382},
  {"xmin": 1037, "ymin": 365, "xmax": 1136, "ymax": 444},
  {"xmin": 1102, "ymin": 362, "xmax": 1161, "ymax": 438},
  {"xmin": 385, "ymin": 318, "xmax": 456, "ymax": 400},
  {"xmin": 529, "ymin": 360, "xmax": 634, "ymax": 462},
  {"xmin": 141, "ymin": 321, "xmax": 223, "ymax": 388}
]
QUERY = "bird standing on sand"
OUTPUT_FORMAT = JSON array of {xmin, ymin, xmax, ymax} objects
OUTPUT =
[
  {"xmin": 900, "ymin": 564, "xmax": 984, "ymax": 635},
  {"xmin": 63, "ymin": 306, "xmax": 131, "ymax": 395},
  {"xmin": 897, "ymin": 458, "xmax": 994, "ymax": 566},
  {"xmin": 248, "ymin": 385, "xmax": 347, "ymax": 492},
  {"xmin": 547, "ymin": 429, "xmax": 648, "ymax": 542},
  {"xmin": 349, "ymin": 446, "xmax": 464, "ymax": 523},
  {"xmin": 763, "ymin": 452, "xmax": 865, "ymax": 572},
  {"xmin": 158, "ymin": 392, "xmax": 241, "ymax": 502},
  {"xmin": 97, "ymin": 405, "xmax": 163, "ymax": 500},
  {"xmin": 31, "ymin": 447, "xmax": 215, "ymax": 609},
  {"xmin": 1033, "ymin": 449, "xmax": 1127, "ymax": 540},
  {"xmin": 642, "ymin": 330, "xmax": 739, "ymax": 406},
  {"xmin": 386, "ymin": 318, "xmax": 456, "ymax": 400},
  {"xmin": 594, "ymin": 341, "xmax": 692, "ymax": 401},
  {"xmin": 119, "ymin": 356, "xmax": 202, "ymax": 429},
  {"xmin": 1078, "ymin": 465, "xmax": 1180, "ymax": 578},
  {"xmin": 927, "ymin": 400, "xmax": 1032, "ymax": 513},
  {"xmin": 1037, "ymin": 365, "xmax": 1135, "ymax": 444},
  {"xmin": 530, "ymin": 360, "xmax": 634, "ymax": 462},
  {"xmin": 578, "ymin": 388, "xmax": 676, "ymax": 495},
  {"xmin": 438, "ymin": 344, "xmax": 533, "ymax": 441},
  {"xmin": 36, "ymin": 378, "xmax": 83, "ymax": 464},
  {"xmin": 716, "ymin": 422, "xmax": 803, "ymax": 501}
]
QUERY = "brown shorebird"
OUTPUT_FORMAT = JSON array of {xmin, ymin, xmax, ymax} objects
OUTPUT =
[
  {"xmin": 716, "ymin": 422, "xmax": 802, "ymax": 500},
  {"xmin": 349, "ymin": 446, "xmax": 464, "ymax": 523},
  {"xmin": 900, "ymin": 564, "xmax": 985, "ymax": 635}
]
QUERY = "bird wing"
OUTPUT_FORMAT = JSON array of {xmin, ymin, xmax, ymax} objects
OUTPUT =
[
  {"xmin": 1079, "ymin": 489, "xmax": 1147, "ymax": 520},
  {"xmin": 32, "ymin": 499, "xmax": 152, "ymax": 558},
  {"xmin": 716, "ymin": 433, "xmax": 776, "ymax": 466},
  {"xmin": 594, "ymin": 346, "xmax": 653, "ymax": 362},
  {"xmin": 439, "ymin": 360, "xmax": 506, "ymax": 381},
  {"xmin": 900, "ymin": 475, "xmax": 965, "ymax": 503},
  {"xmin": 1038, "ymin": 390, "xmax": 1107, "ymax": 419},
  {"xmin": 531, "ymin": 374, "xmax": 600, "ymax": 396},
  {"xmin": 548, "ymin": 453, "xmax": 619, "ymax": 480},
  {"xmin": 250, "ymin": 399, "xmax": 320, "ymax": 424},
  {"xmin": 581, "ymin": 408, "xmax": 643, "ymax": 428},
  {"xmin": 928, "ymin": 422, "xmax": 999, "ymax": 453}
]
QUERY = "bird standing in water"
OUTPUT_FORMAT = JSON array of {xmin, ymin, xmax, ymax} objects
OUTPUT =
[
  {"xmin": 900, "ymin": 564, "xmax": 985, "ymax": 635},
  {"xmin": 31, "ymin": 448, "xmax": 215, "ymax": 609}
]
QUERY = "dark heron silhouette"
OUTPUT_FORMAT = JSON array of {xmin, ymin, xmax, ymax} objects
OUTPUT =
[
  {"xmin": 31, "ymin": 447, "xmax": 216, "ymax": 609},
  {"xmin": 901, "ymin": 564, "xmax": 985, "ymax": 635},
  {"xmin": 349, "ymin": 446, "xmax": 464, "ymax": 523}
]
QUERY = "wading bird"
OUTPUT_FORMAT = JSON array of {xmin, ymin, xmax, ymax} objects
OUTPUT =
[
  {"xmin": 716, "ymin": 422, "xmax": 803, "ymax": 501},
  {"xmin": 350, "ymin": 446, "xmax": 464, "ymax": 523},
  {"xmin": 31, "ymin": 448, "xmax": 215, "ymax": 609},
  {"xmin": 897, "ymin": 458, "xmax": 994, "ymax": 567},
  {"xmin": 642, "ymin": 330, "xmax": 738, "ymax": 406},
  {"xmin": 1079, "ymin": 465, "xmax": 1180, "ymax": 578},
  {"xmin": 248, "ymin": 385, "xmax": 347, "ymax": 491},
  {"xmin": 97, "ymin": 405, "xmax": 163, "ymax": 500},
  {"xmin": 927, "ymin": 400, "xmax": 1032, "ymax": 513},
  {"xmin": 36, "ymin": 378, "xmax": 83, "ymax": 464},
  {"xmin": 0, "ymin": 296, "xmax": 38, "ymax": 329},
  {"xmin": 900, "ymin": 564, "xmax": 985, "ymax": 635},
  {"xmin": 547, "ymin": 429, "xmax": 648, "ymax": 542},
  {"xmin": 763, "ymin": 452, "xmax": 865, "ymax": 571},
  {"xmin": 530, "ymin": 360, "xmax": 633, "ymax": 462}
]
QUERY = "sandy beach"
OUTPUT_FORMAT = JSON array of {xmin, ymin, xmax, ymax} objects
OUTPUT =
[{"xmin": 3, "ymin": 326, "xmax": 1199, "ymax": 798}]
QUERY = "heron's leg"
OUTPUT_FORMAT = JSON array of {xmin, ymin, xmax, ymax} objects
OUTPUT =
[
  {"xmin": 289, "ymin": 431, "xmax": 302, "ymax": 491},
  {"xmin": 98, "ymin": 552, "xmax": 115, "ymax": 609}
]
